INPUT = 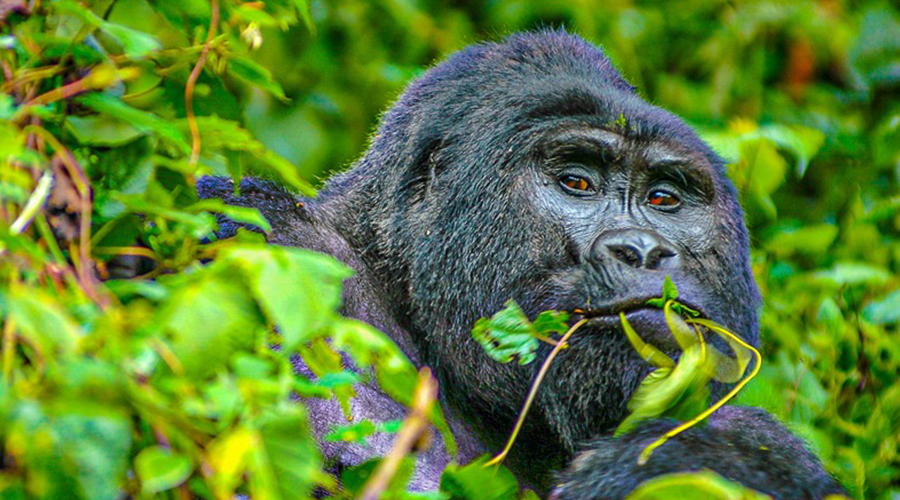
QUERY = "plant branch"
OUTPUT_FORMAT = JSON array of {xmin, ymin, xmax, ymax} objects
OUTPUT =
[{"xmin": 360, "ymin": 368, "xmax": 438, "ymax": 500}]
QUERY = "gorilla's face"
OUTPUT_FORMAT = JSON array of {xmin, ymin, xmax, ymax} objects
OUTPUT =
[{"xmin": 346, "ymin": 32, "xmax": 760, "ymax": 460}]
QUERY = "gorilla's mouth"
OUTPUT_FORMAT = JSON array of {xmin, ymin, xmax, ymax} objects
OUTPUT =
[{"xmin": 570, "ymin": 298, "xmax": 706, "ymax": 352}]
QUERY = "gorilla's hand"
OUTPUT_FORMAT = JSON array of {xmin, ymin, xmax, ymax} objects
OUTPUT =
[{"xmin": 552, "ymin": 406, "xmax": 844, "ymax": 500}]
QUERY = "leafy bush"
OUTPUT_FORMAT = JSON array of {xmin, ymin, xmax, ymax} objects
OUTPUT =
[{"xmin": 1, "ymin": 0, "xmax": 899, "ymax": 499}]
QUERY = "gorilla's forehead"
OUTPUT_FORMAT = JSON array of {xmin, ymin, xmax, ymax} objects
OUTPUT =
[
  {"xmin": 536, "ymin": 125, "xmax": 715, "ymax": 175},
  {"xmin": 417, "ymin": 33, "xmax": 726, "ymax": 174},
  {"xmin": 504, "ymin": 85, "xmax": 720, "ymax": 170}
]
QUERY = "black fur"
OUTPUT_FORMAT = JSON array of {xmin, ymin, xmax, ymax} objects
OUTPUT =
[
  {"xmin": 552, "ymin": 407, "xmax": 845, "ymax": 500},
  {"xmin": 198, "ymin": 30, "xmax": 842, "ymax": 498}
]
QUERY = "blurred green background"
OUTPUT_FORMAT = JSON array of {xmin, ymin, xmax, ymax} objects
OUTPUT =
[{"xmin": 2, "ymin": 0, "xmax": 899, "ymax": 498}]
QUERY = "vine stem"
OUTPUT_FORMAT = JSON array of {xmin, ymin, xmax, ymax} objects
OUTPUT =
[
  {"xmin": 186, "ymin": 0, "xmax": 220, "ymax": 167},
  {"xmin": 636, "ymin": 318, "xmax": 762, "ymax": 464},
  {"xmin": 485, "ymin": 318, "xmax": 588, "ymax": 467}
]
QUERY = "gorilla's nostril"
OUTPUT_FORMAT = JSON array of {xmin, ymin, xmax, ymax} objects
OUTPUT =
[
  {"xmin": 595, "ymin": 229, "xmax": 679, "ymax": 270},
  {"xmin": 645, "ymin": 248, "xmax": 676, "ymax": 270},
  {"xmin": 608, "ymin": 245, "xmax": 643, "ymax": 268}
]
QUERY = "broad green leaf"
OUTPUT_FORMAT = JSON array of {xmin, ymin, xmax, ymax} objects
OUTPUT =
[
  {"xmin": 229, "ymin": 57, "xmax": 288, "ymax": 100},
  {"xmin": 97, "ymin": 22, "xmax": 160, "ymax": 58},
  {"xmin": 471, "ymin": 300, "xmax": 539, "ymax": 365},
  {"xmin": 77, "ymin": 93, "xmax": 190, "ymax": 154},
  {"xmin": 0, "ymin": 120, "xmax": 24, "ymax": 160},
  {"xmin": 764, "ymin": 224, "xmax": 838, "ymax": 257},
  {"xmin": 615, "ymin": 345, "xmax": 711, "ymax": 436},
  {"xmin": 626, "ymin": 471, "xmax": 772, "ymax": 499},
  {"xmin": 135, "ymin": 446, "xmax": 193, "ymax": 494},
  {"xmin": 0, "ymin": 288, "xmax": 82, "ymax": 361},
  {"xmin": 757, "ymin": 124, "xmax": 825, "ymax": 177},
  {"xmin": 0, "ymin": 92, "xmax": 16, "ymax": 120},
  {"xmin": 54, "ymin": 0, "xmax": 161, "ymax": 57},
  {"xmin": 207, "ymin": 427, "xmax": 255, "ymax": 498},
  {"xmin": 248, "ymin": 409, "xmax": 323, "ymax": 500},
  {"xmin": 440, "ymin": 456, "xmax": 519, "ymax": 500},
  {"xmin": 863, "ymin": 289, "xmax": 900, "ymax": 325},
  {"xmin": 316, "ymin": 370, "xmax": 360, "ymax": 389},
  {"xmin": 530, "ymin": 310, "xmax": 570, "ymax": 337},
  {"xmin": 157, "ymin": 270, "xmax": 261, "ymax": 379},
  {"xmin": 66, "ymin": 115, "xmax": 142, "ymax": 147},
  {"xmin": 816, "ymin": 297, "xmax": 844, "ymax": 335},
  {"xmin": 52, "ymin": 410, "xmax": 132, "ymax": 500},
  {"xmin": 222, "ymin": 246, "xmax": 351, "ymax": 349},
  {"xmin": 292, "ymin": 0, "xmax": 315, "ymax": 30},
  {"xmin": 814, "ymin": 262, "xmax": 892, "ymax": 287},
  {"xmin": 186, "ymin": 199, "xmax": 273, "ymax": 233}
]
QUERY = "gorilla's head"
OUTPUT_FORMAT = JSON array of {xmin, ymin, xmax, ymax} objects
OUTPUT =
[{"xmin": 319, "ymin": 30, "xmax": 761, "ymax": 470}]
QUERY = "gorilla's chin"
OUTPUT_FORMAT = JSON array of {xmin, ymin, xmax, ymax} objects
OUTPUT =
[{"xmin": 532, "ymin": 323, "xmax": 651, "ymax": 451}]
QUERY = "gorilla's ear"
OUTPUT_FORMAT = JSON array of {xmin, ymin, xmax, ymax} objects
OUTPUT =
[{"xmin": 398, "ymin": 138, "xmax": 445, "ymax": 207}]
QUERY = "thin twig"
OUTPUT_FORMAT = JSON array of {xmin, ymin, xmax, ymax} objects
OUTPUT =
[
  {"xmin": 186, "ymin": 0, "xmax": 220, "ymax": 167},
  {"xmin": 485, "ymin": 318, "xmax": 588, "ymax": 467},
  {"xmin": 360, "ymin": 368, "xmax": 438, "ymax": 500}
]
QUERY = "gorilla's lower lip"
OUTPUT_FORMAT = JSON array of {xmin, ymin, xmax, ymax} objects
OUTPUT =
[
  {"xmin": 578, "ymin": 306, "xmax": 698, "ymax": 352},
  {"xmin": 573, "ymin": 297, "xmax": 704, "ymax": 319}
]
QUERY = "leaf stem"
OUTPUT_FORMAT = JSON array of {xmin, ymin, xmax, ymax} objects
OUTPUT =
[{"xmin": 485, "ymin": 318, "xmax": 588, "ymax": 467}]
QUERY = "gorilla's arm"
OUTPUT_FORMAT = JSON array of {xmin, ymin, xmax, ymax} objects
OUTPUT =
[{"xmin": 553, "ymin": 406, "xmax": 844, "ymax": 500}]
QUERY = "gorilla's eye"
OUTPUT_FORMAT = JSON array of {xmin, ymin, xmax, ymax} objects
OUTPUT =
[
  {"xmin": 648, "ymin": 189, "xmax": 680, "ymax": 208},
  {"xmin": 559, "ymin": 174, "xmax": 594, "ymax": 194}
]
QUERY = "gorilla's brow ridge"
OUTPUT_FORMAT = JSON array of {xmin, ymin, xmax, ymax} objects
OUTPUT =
[
  {"xmin": 541, "ymin": 128, "xmax": 622, "ymax": 164},
  {"xmin": 523, "ymin": 87, "xmax": 607, "ymax": 122}
]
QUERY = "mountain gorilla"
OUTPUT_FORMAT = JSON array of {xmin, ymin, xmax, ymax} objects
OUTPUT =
[{"xmin": 199, "ymin": 31, "xmax": 843, "ymax": 498}]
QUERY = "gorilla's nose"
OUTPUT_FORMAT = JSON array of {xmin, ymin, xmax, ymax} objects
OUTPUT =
[{"xmin": 594, "ymin": 229, "xmax": 679, "ymax": 270}]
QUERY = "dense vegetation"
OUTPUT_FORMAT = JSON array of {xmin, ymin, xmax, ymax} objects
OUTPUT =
[{"xmin": 0, "ymin": 0, "xmax": 898, "ymax": 498}]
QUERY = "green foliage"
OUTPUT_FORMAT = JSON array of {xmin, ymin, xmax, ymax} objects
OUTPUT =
[
  {"xmin": 471, "ymin": 300, "xmax": 569, "ymax": 365},
  {"xmin": 624, "ymin": 471, "xmax": 773, "ymax": 500},
  {"xmin": 439, "ymin": 457, "xmax": 530, "ymax": 500},
  {"xmin": 0, "ymin": 0, "xmax": 447, "ymax": 498},
  {"xmin": 1, "ymin": 0, "xmax": 899, "ymax": 498}
]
